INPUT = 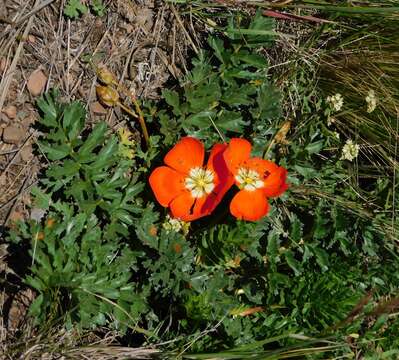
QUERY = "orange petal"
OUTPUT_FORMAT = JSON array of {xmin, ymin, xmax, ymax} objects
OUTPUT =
[
  {"xmin": 263, "ymin": 167, "xmax": 289, "ymax": 198},
  {"xmin": 170, "ymin": 192, "xmax": 209, "ymax": 222},
  {"xmin": 243, "ymin": 157, "xmax": 279, "ymax": 179},
  {"xmin": 230, "ymin": 189, "xmax": 269, "ymax": 221},
  {"xmin": 164, "ymin": 137, "xmax": 204, "ymax": 174},
  {"xmin": 223, "ymin": 138, "xmax": 251, "ymax": 175},
  {"xmin": 205, "ymin": 143, "xmax": 234, "ymax": 209},
  {"xmin": 149, "ymin": 166, "xmax": 185, "ymax": 207}
]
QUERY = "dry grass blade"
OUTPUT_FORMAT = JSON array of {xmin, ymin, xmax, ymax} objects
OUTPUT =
[{"xmin": 0, "ymin": 4, "xmax": 38, "ymax": 112}]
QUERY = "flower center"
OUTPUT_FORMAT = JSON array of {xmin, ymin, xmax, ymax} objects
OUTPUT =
[
  {"xmin": 235, "ymin": 168, "xmax": 264, "ymax": 191},
  {"xmin": 185, "ymin": 167, "xmax": 215, "ymax": 198}
]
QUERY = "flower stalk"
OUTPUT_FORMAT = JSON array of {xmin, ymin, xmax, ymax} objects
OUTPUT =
[{"xmin": 96, "ymin": 67, "xmax": 150, "ymax": 147}]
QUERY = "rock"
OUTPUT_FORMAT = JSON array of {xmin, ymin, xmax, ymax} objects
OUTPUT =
[
  {"xmin": 3, "ymin": 105, "xmax": 17, "ymax": 119},
  {"xmin": 90, "ymin": 101, "xmax": 107, "ymax": 115},
  {"xmin": 0, "ymin": 112, "xmax": 9, "ymax": 125},
  {"xmin": 2, "ymin": 126, "xmax": 24, "ymax": 144},
  {"xmin": 20, "ymin": 144, "xmax": 33, "ymax": 161},
  {"xmin": 27, "ymin": 69, "xmax": 47, "ymax": 96},
  {"xmin": 30, "ymin": 207, "xmax": 46, "ymax": 222}
]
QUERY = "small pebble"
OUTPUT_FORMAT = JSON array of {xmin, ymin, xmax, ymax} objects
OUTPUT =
[
  {"xmin": 3, "ymin": 105, "xmax": 17, "ymax": 119},
  {"xmin": 27, "ymin": 69, "xmax": 47, "ymax": 96},
  {"xmin": 3, "ymin": 126, "xmax": 25, "ymax": 144},
  {"xmin": 30, "ymin": 207, "xmax": 46, "ymax": 222},
  {"xmin": 20, "ymin": 144, "xmax": 33, "ymax": 162}
]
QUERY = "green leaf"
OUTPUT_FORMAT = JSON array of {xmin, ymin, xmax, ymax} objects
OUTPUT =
[
  {"xmin": 46, "ymin": 160, "xmax": 80, "ymax": 179},
  {"xmin": 222, "ymin": 83, "xmax": 255, "ymax": 107},
  {"xmin": 284, "ymin": 250, "xmax": 302, "ymax": 276},
  {"xmin": 28, "ymin": 294, "xmax": 44, "ymax": 317},
  {"xmin": 209, "ymin": 37, "xmax": 228, "ymax": 65},
  {"xmin": 266, "ymin": 229, "xmax": 280, "ymax": 270},
  {"xmin": 64, "ymin": 0, "xmax": 88, "ymax": 18},
  {"xmin": 88, "ymin": 136, "xmax": 118, "ymax": 171},
  {"xmin": 294, "ymin": 165, "xmax": 318, "ymax": 179},
  {"xmin": 37, "ymin": 91, "xmax": 60, "ymax": 128},
  {"xmin": 216, "ymin": 110, "xmax": 247, "ymax": 133},
  {"xmin": 233, "ymin": 52, "xmax": 268, "ymax": 68},
  {"xmin": 78, "ymin": 122, "xmax": 108, "ymax": 160},
  {"xmin": 38, "ymin": 142, "xmax": 71, "ymax": 160},
  {"xmin": 185, "ymin": 111, "xmax": 215, "ymax": 128},
  {"xmin": 314, "ymin": 247, "xmax": 329, "ymax": 271},
  {"xmin": 252, "ymin": 83, "xmax": 281, "ymax": 120},
  {"xmin": 162, "ymin": 89, "xmax": 181, "ymax": 116},
  {"xmin": 91, "ymin": 0, "xmax": 106, "ymax": 16},
  {"xmin": 306, "ymin": 140, "xmax": 324, "ymax": 154},
  {"xmin": 62, "ymin": 102, "xmax": 86, "ymax": 140},
  {"xmin": 31, "ymin": 187, "xmax": 52, "ymax": 210},
  {"xmin": 227, "ymin": 10, "xmax": 276, "ymax": 48}
]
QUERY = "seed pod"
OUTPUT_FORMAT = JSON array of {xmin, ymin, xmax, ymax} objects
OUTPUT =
[
  {"xmin": 97, "ymin": 67, "xmax": 116, "ymax": 85},
  {"xmin": 96, "ymin": 85, "xmax": 119, "ymax": 107}
]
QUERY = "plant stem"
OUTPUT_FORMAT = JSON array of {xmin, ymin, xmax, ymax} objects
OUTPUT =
[{"xmin": 118, "ymin": 101, "xmax": 150, "ymax": 147}]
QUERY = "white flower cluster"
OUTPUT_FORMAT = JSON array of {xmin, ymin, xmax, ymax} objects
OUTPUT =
[
  {"xmin": 326, "ymin": 93, "xmax": 344, "ymax": 112},
  {"xmin": 340, "ymin": 139, "xmax": 360, "ymax": 162},
  {"xmin": 162, "ymin": 215, "xmax": 190, "ymax": 235},
  {"xmin": 365, "ymin": 89, "xmax": 377, "ymax": 113}
]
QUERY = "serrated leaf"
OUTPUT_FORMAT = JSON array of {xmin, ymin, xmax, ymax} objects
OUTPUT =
[
  {"xmin": 78, "ymin": 122, "xmax": 107, "ymax": 159},
  {"xmin": 266, "ymin": 229, "xmax": 280, "ymax": 270},
  {"xmin": 216, "ymin": 110, "xmax": 247, "ymax": 133},
  {"xmin": 64, "ymin": 0, "xmax": 88, "ymax": 18},
  {"xmin": 314, "ymin": 247, "xmax": 329, "ymax": 271},
  {"xmin": 306, "ymin": 140, "xmax": 324, "ymax": 154},
  {"xmin": 209, "ymin": 36, "xmax": 228, "ymax": 65},
  {"xmin": 88, "ymin": 136, "xmax": 118, "ymax": 171},
  {"xmin": 294, "ymin": 165, "xmax": 317, "ymax": 179},
  {"xmin": 162, "ymin": 89, "xmax": 181, "ymax": 116},
  {"xmin": 290, "ymin": 214, "xmax": 303, "ymax": 243},
  {"xmin": 185, "ymin": 110, "xmax": 215, "ymax": 128},
  {"xmin": 46, "ymin": 160, "xmax": 80, "ymax": 179},
  {"xmin": 31, "ymin": 187, "xmax": 52, "ymax": 210},
  {"xmin": 28, "ymin": 294, "xmax": 44, "ymax": 317},
  {"xmin": 62, "ymin": 102, "xmax": 86, "ymax": 140},
  {"xmin": 222, "ymin": 83, "xmax": 255, "ymax": 107},
  {"xmin": 38, "ymin": 142, "xmax": 71, "ymax": 160},
  {"xmin": 37, "ymin": 92, "xmax": 60, "ymax": 128},
  {"xmin": 284, "ymin": 250, "xmax": 302, "ymax": 276},
  {"xmin": 233, "ymin": 52, "xmax": 268, "ymax": 68}
]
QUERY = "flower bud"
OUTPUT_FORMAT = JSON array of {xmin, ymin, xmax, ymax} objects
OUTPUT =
[
  {"xmin": 96, "ymin": 85, "xmax": 119, "ymax": 107},
  {"xmin": 97, "ymin": 67, "xmax": 116, "ymax": 85}
]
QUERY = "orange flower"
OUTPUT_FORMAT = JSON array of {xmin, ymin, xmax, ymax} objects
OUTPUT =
[
  {"xmin": 149, "ymin": 137, "xmax": 234, "ymax": 221},
  {"xmin": 223, "ymin": 138, "xmax": 288, "ymax": 221}
]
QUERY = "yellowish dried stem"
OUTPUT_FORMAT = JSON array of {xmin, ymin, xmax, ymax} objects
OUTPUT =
[{"xmin": 96, "ymin": 67, "xmax": 150, "ymax": 147}]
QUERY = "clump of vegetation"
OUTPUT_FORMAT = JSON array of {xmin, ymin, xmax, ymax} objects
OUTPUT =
[
  {"xmin": 3, "ymin": 3, "xmax": 399, "ymax": 359},
  {"xmin": 64, "ymin": 0, "xmax": 106, "ymax": 18}
]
